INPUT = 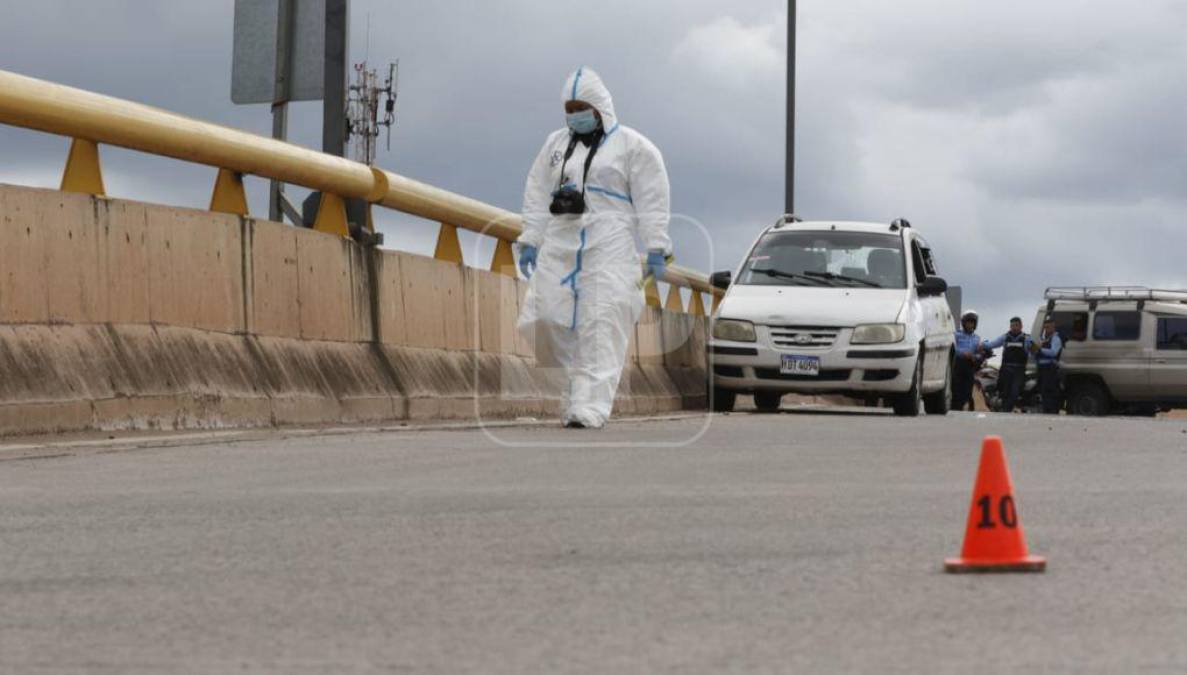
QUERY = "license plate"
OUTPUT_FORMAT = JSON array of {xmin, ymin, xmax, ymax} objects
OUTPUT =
[{"xmin": 781, "ymin": 354, "xmax": 820, "ymax": 376}]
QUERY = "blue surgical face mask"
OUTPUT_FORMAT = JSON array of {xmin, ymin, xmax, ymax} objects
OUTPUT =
[{"xmin": 565, "ymin": 108, "xmax": 599, "ymax": 135}]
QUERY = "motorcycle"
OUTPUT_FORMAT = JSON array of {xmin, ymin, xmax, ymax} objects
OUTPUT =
[{"xmin": 976, "ymin": 363, "xmax": 1041, "ymax": 413}]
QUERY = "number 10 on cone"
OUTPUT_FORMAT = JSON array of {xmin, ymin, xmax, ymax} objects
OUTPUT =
[{"xmin": 945, "ymin": 436, "xmax": 1046, "ymax": 573}]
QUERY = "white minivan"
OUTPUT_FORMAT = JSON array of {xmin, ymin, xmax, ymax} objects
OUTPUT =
[{"xmin": 707, "ymin": 216, "xmax": 955, "ymax": 416}]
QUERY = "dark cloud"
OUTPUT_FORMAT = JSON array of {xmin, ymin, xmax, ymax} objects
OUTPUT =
[{"xmin": 963, "ymin": 62, "xmax": 1187, "ymax": 204}]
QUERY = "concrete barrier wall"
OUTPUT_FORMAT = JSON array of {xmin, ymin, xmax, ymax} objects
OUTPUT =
[{"xmin": 0, "ymin": 184, "xmax": 708, "ymax": 436}]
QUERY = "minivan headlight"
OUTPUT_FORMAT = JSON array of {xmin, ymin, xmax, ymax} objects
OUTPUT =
[
  {"xmin": 712, "ymin": 319, "xmax": 757, "ymax": 343},
  {"xmin": 851, "ymin": 323, "xmax": 905, "ymax": 344}
]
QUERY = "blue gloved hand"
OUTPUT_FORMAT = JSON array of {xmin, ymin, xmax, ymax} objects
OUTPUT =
[
  {"xmin": 518, "ymin": 244, "xmax": 538, "ymax": 279},
  {"xmin": 646, "ymin": 249, "xmax": 668, "ymax": 281}
]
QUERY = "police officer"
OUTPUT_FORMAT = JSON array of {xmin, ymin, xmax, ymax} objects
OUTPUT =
[
  {"xmin": 953, "ymin": 310, "xmax": 983, "ymax": 411},
  {"xmin": 981, "ymin": 317, "xmax": 1031, "ymax": 412},
  {"xmin": 1031, "ymin": 315, "xmax": 1064, "ymax": 414}
]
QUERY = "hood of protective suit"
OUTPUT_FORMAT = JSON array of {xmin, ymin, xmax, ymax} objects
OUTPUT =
[{"xmin": 562, "ymin": 67, "xmax": 618, "ymax": 133}]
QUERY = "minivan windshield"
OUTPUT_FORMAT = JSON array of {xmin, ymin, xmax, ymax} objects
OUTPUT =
[{"xmin": 736, "ymin": 230, "xmax": 907, "ymax": 289}]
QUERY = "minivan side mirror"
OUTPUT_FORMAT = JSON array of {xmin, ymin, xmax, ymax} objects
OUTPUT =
[
  {"xmin": 917, "ymin": 276, "xmax": 948, "ymax": 296},
  {"xmin": 710, "ymin": 270, "xmax": 732, "ymax": 290}
]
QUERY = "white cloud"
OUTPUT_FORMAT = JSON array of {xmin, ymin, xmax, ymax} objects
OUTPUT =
[{"xmin": 671, "ymin": 15, "xmax": 784, "ymax": 91}]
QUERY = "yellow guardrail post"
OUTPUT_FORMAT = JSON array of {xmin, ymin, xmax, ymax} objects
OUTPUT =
[
  {"xmin": 434, "ymin": 224, "xmax": 463, "ymax": 264},
  {"xmin": 314, "ymin": 193, "xmax": 350, "ymax": 237},
  {"xmin": 644, "ymin": 279, "xmax": 662, "ymax": 308},
  {"xmin": 364, "ymin": 204, "xmax": 375, "ymax": 233},
  {"xmin": 490, "ymin": 239, "xmax": 516, "ymax": 277},
  {"xmin": 209, "ymin": 168, "xmax": 249, "ymax": 215},
  {"xmin": 664, "ymin": 284, "xmax": 684, "ymax": 313},
  {"xmin": 60, "ymin": 138, "xmax": 105, "ymax": 196},
  {"xmin": 689, "ymin": 291, "xmax": 706, "ymax": 316}
]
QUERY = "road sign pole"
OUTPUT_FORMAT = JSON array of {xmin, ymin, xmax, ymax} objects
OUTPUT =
[
  {"xmin": 269, "ymin": 0, "xmax": 296, "ymax": 223},
  {"xmin": 268, "ymin": 108, "xmax": 288, "ymax": 222},
  {"xmin": 323, "ymin": 0, "xmax": 348, "ymax": 158},
  {"xmin": 785, "ymin": 0, "xmax": 796, "ymax": 216}
]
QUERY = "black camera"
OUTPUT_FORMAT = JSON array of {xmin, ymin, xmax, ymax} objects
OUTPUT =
[{"xmin": 549, "ymin": 186, "xmax": 586, "ymax": 215}]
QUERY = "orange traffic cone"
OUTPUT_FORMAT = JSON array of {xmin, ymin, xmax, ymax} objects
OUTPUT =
[{"xmin": 945, "ymin": 436, "xmax": 1046, "ymax": 573}]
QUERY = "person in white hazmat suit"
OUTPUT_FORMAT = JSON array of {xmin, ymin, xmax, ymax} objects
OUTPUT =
[{"xmin": 516, "ymin": 67, "xmax": 672, "ymax": 429}]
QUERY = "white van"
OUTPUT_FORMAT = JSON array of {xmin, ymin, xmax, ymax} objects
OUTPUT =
[{"xmin": 707, "ymin": 216, "xmax": 955, "ymax": 416}]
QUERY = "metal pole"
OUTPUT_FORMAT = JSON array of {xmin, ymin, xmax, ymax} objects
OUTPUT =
[
  {"xmin": 323, "ymin": 0, "xmax": 349, "ymax": 157},
  {"xmin": 269, "ymin": 0, "xmax": 296, "ymax": 223},
  {"xmin": 785, "ymin": 0, "xmax": 796, "ymax": 216}
]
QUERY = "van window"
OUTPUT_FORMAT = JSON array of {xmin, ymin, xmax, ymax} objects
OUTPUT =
[
  {"xmin": 1092, "ymin": 311, "xmax": 1141, "ymax": 341},
  {"xmin": 1050, "ymin": 312, "xmax": 1088, "ymax": 342},
  {"xmin": 1157, "ymin": 317, "xmax": 1187, "ymax": 350}
]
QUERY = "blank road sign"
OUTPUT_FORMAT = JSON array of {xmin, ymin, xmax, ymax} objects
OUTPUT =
[
  {"xmin": 946, "ymin": 286, "xmax": 963, "ymax": 321},
  {"xmin": 232, "ymin": 0, "xmax": 326, "ymax": 104}
]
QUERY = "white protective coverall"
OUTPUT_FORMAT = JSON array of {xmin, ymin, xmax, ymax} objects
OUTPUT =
[{"xmin": 518, "ymin": 67, "xmax": 672, "ymax": 428}]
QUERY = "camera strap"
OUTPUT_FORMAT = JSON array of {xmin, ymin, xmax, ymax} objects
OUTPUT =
[{"xmin": 557, "ymin": 130, "xmax": 603, "ymax": 197}]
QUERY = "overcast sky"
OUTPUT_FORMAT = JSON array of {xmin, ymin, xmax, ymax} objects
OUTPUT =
[{"xmin": 2, "ymin": 0, "xmax": 1185, "ymax": 334}]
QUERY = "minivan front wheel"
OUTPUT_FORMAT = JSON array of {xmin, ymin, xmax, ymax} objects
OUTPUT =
[{"xmin": 893, "ymin": 357, "xmax": 924, "ymax": 417}]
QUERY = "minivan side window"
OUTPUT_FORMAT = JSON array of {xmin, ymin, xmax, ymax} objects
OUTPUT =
[
  {"xmin": 910, "ymin": 238, "xmax": 936, "ymax": 283},
  {"xmin": 1050, "ymin": 312, "xmax": 1088, "ymax": 342},
  {"xmin": 1157, "ymin": 317, "xmax": 1187, "ymax": 350},
  {"xmin": 920, "ymin": 247, "xmax": 937, "ymax": 276},
  {"xmin": 1092, "ymin": 311, "xmax": 1142, "ymax": 341}
]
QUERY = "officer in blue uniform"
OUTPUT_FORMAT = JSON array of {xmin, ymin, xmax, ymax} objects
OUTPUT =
[
  {"xmin": 1031, "ymin": 315, "xmax": 1064, "ymax": 414},
  {"xmin": 953, "ymin": 310, "xmax": 983, "ymax": 411},
  {"xmin": 981, "ymin": 316, "xmax": 1031, "ymax": 412}
]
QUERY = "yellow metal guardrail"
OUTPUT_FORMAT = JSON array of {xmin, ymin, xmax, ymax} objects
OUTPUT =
[{"xmin": 0, "ymin": 69, "xmax": 720, "ymax": 313}]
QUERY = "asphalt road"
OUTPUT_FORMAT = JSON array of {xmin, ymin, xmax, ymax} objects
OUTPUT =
[{"xmin": 3, "ymin": 409, "xmax": 1187, "ymax": 674}]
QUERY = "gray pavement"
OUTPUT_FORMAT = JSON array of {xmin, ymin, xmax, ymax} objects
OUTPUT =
[{"xmin": 2, "ymin": 410, "xmax": 1187, "ymax": 673}]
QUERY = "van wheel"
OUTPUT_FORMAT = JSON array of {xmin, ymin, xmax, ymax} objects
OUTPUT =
[
  {"xmin": 711, "ymin": 386, "xmax": 737, "ymax": 413},
  {"xmin": 924, "ymin": 354, "xmax": 952, "ymax": 415},
  {"xmin": 893, "ymin": 357, "xmax": 924, "ymax": 417},
  {"xmin": 754, "ymin": 391, "xmax": 782, "ymax": 412},
  {"xmin": 1067, "ymin": 381, "xmax": 1110, "ymax": 416}
]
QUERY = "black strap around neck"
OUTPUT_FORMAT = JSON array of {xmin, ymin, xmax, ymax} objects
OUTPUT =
[{"xmin": 557, "ymin": 130, "xmax": 603, "ymax": 196}]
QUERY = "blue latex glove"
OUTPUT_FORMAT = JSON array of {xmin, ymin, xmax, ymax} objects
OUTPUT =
[
  {"xmin": 518, "ymin": 244, "xmax": 538, "ymax": 279},
  {"xmin": 646, "ymin": 249, "xmax": 668, "ymax": 281}
]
